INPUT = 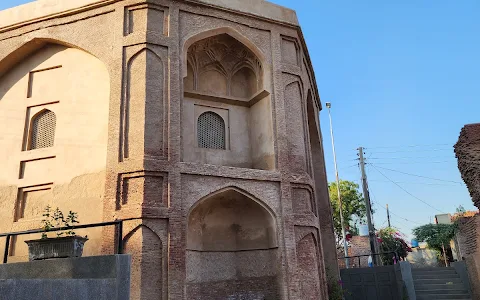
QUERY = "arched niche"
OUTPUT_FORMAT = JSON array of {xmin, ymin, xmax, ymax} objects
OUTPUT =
[
  {"xmin": 296, "ymin": 233, "xmax": 321, "ymax": 299},
  {"xmin": 186, "ymin": 187, "xmax": 280, "ymax": 299},
  {"xmin": 181, "ymin": 32, "xmax": 276, "ymax": 171},
  {"xmin": 187, "ymin": 187, "xmax": 277, "ymax": 251},
  {"xmin": 123, "ymin": 225, "xmax": 163, "ymax": 300},
  {"xmin": 0, "ymin": 41, "xmax": 110, "ymax": 260},
  {"xmin": 184, "ymin": 33, "xmax": 262, "ymax": 99}
]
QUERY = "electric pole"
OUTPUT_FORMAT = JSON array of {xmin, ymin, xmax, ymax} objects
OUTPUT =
[
  {"xmin": 358, "ymin": 147, "xmax": 377, "ymax": 264},
  {"xmin": 386, "ymin": 204, "xmax": 391, "ymax": 227}
]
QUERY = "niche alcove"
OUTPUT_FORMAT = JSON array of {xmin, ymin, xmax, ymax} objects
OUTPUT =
[
  {"xmin": 186, "ymin": 188, "xmax": 279, "ymax": 299},
  {"xmin": 182, "ymin": 33, "xmax": 275, "ymax": 170}
]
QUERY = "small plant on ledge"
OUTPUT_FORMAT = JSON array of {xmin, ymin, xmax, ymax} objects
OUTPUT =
[
  {"xmin": 41, "ymin": 206, "xmax": 80, "ymax": 239},
  {"xmin": 25, "ymin": 206, "xmax": 88, "ymax": 261}
]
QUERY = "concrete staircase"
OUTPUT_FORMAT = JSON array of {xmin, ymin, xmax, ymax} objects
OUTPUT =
[{"xmin": 412, "ymin": 267, "xmax": 471, "ymax": 300}]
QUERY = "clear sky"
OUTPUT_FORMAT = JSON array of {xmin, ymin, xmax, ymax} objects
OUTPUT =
[{"xmin": 2, "ymin": 0, "xmax": 479, "ymax": 239}]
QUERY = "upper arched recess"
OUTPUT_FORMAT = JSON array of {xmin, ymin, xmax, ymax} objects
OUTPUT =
[{"xmin": 183, "ymin": 29, "xmax": 264, "ymax": 99}]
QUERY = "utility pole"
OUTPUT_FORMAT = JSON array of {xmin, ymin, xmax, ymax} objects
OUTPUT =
[
  {"xmin": 326, "ymin": 103, "xmax": 350, "ymax": 268},
  {"xmin": 386, "ymin": 204, "xmax": 391, "ymax": 227},
  {"xmin": 358, "ymin": 147, "xmax": 377, "ymax": 264}
]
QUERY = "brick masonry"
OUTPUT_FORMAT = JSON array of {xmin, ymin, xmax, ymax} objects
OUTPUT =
[{"xmin": 0, "ymin": 0, "xmax": 338, "ymax": 299}]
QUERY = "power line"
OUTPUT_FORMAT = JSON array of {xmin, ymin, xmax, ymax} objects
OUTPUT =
[
  {"xmin": 369, "ymin": 164, "xmax": 446, "ymax": 214},
  {"xmin": 371, "ymin": 161, "xmax": 452, "ymax": 165},
  {"xmin": 368, "ymin": 156, "xmax": 454, "ymax": 160},
  {"xmin": 368, "ymin": 148, "xmax": 453, "ymax": 154},
  {"xmin": 369, "ymin": 194, "xmax": 422, "ymax": 228},
  {"xmin": 368, "ymin": 180, "xmax": 463, "ymax": 187},
  {"xmin": 370, "ymin": 165, "xmax": 465, "ymax": 185},
  {"xmin": 365, "ymin": 143, "xmax": 452, "ymax": 149}
]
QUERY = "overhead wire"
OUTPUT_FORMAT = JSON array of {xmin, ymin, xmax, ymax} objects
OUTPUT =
[
  {"xmin": 369, "ymin": 163, "xmax": 446, "ymax": 214},
  {"xmin": 370, "ymin": 165, "xmax": 465, "ymax": 185},
  {"xmin": 369, "ymin": 185, "xmax": 422, "ymax": 231},
  {"xmin": 368, "ymin": 180, "xmax": 463, "ymax": 187},
  {"xmin": 371, "ymin": 161, "xmax": 452, "ymax": 165},
  {"xmin": 365, "ymin": 143, "xmax": 452, "ymax": 149}
]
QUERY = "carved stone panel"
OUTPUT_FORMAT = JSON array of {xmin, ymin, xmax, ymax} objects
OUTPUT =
[
  {"xmin": 292, "ymin": 185, "xmax": 315, "ymax": 215},
  {"xmin": 125, "ymin": 4, "xmax": 167, "ymax": 36},
  {"xmin": 185, "ymin": 34, "xmax": 262, "ymax": 99},
  {"xmin": 281, "ymin": 36, "xmax": 300, "ymax": 66},
  {"xmin": 119, "ymin": 171, "xmax": 167, "ymax": 210}
]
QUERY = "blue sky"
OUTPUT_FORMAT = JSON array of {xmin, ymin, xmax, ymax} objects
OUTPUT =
[{"xmin": 2, "ymin": 1, "xmax": 479, "ymax": 239}]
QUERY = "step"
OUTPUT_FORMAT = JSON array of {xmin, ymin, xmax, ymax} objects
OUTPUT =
[
  {"xmin": 412, "ymin": 269, "xmax": 458, "ymax": 275},
  {"xmin": 417, "ymin": 295, "xmax": 471, "ymax": 300},
  {"xmin": 417, "ymin": 289, "xmax": 469, "ymax": 295},
  {"xmin": 412, "ymin": 267, "xmax": 455, "ymax": 272},
  {"xmin": 414, "ymin": 283, "xmax": 467, "ymax": 291},
  {"xmin": 415, "ymin": 278, "xmax": 462, "ymax": 284},
  {"xmin": 413, "ymin": 273, "xmax": 460, "ymax": 280}
]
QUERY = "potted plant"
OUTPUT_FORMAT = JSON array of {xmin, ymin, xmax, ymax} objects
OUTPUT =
[{"xmin": 25, "ymin": 206, "xmax": 88, "ymax": 261}]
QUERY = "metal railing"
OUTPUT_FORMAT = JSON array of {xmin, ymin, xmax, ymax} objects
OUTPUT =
[
  {"xmin": 339, "ymin": 251, "xmax": 400, "ymax": 268},
  {"xmin": 0, "ymin": 220, "xmax": 124, "ymax": 263}
]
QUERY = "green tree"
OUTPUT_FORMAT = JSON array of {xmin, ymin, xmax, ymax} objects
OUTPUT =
[
  {"xmin": 329, "ymin": 180, "xmax": 366, "ymax": 245},
  {"xmin": 412, "ymin": 223, "xmax": 456, "ymax": 252},
  {"xmin": 413, "ymin": 223, "xmax": 457, "ymax": 265}
]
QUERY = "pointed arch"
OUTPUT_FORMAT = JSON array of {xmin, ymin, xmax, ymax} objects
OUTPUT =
[
  {"xmin": 188, "ymin": 185, "xmax": 276, "ymax": 220},
  {"xmin": 122, "ymin": 224, "xmax": 162, "ymax": 246},
  {"xmin": 0, "ymin": 38, "xmax": 103, "ymax": 79},
  {"xmin": 296, "ymin": 232, "xmax": 321, "ymax": 300},
  {"xmin": 187, "ymin": 186, "xmax": 277, "ymax": 251},
  {"xmin": 123, "ymin": 47, "xmax": 165, "ymax": 159},
  {"xmin": 123, "ymin": 224, "xmax": 163, "ymax": 300},
  {"xmin": 182, "ymin": 27, "xmax": 266, "ymax": 78}
]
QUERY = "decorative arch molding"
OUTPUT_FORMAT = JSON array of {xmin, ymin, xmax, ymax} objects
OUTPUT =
[
  {"xmin": 122, "ymin": 223, "xmax": 163, "ymax": 300},
  {"xmin": 188, "ymin": 185, "xmax": 277, "ymax": 220},
  {"xmin": 182, "ymin": 26, "xmax": 266, "ymax": 78},
  {"xmin": 0, "ymin": 37, "xmax": 107, "ymax": 78},
  {"xmin": 295, "ymin": 231, "xmax": 322, "ymax": 299},
  {"xmin": 187, "ymin": 186, "xmax": 278, "ymax": 251},
  {"xmin": 121, "ymin": 45, "xmax": 166, "ymax": 160},
  {"xmin": 122, "ymin": 224, "xmax": 163, "ymax": 246},
  {"xmin": 295, "ymin": 228, "xmax": 319, "ymax": 245}
]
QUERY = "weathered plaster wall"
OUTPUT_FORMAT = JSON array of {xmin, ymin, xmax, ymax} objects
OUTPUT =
[{"xmin": 0, "ymin": 44, "xmax": 110, "ymax": 261}]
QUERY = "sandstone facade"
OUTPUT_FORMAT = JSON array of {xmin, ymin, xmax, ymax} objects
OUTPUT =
[{"xmin": 0, "ymin": 0, "xmax": 337, "ymax": 299}]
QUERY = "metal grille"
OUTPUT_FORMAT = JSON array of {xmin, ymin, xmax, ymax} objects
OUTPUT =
[
  {"xmin": 197, "ymin": 112, "xmax": 225, "ymax": 149},
  {"xmin": 30, "ymin": 110, "xmax": 56, "ymax": 150}
]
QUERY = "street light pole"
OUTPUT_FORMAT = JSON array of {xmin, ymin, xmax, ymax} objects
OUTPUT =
[{"xmin": 326, "ymin": 102, "xmax": 349, "ymax": 268}]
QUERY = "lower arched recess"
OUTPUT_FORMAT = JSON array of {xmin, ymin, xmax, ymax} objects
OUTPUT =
[{"xmin": 186, "ymin": 188, "xmax": 280, "ymax": 299}]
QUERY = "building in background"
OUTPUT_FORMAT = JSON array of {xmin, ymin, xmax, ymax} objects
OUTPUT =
[{"xmin": 0, "ymin": 0, "xmax": 337, "ymax": 299}]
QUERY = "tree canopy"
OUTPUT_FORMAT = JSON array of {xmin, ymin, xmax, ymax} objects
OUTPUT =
[
  {"xmin": 329, "ymin": 180, "xmax": 366, "ymax": 244},
  {"xmin": 412, "ymin": 223, "xmax": 456, "ymax": 252}
]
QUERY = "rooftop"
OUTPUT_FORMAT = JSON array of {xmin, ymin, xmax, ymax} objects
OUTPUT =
[{"xmin": 0, "ymin": 0, "xmax": 298, "ymax": 31}]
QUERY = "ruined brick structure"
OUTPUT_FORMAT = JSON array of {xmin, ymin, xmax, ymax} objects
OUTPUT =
[
  {"xmin": 455, "ymin": 124, "xmax": 480, "ymax": 299},
  {"xmin": 0, "ymin": 0, "xmax": 337, "ymax": 299}
]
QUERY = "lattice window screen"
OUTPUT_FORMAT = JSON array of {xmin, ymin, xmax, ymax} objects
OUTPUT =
[
  {"xmin": 30, "ymin": 110, "xmax": 56, "ymax": 150},
  {"xmin": 197, "ymin": 112, "xmax": 226, "ymax": 149}
]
